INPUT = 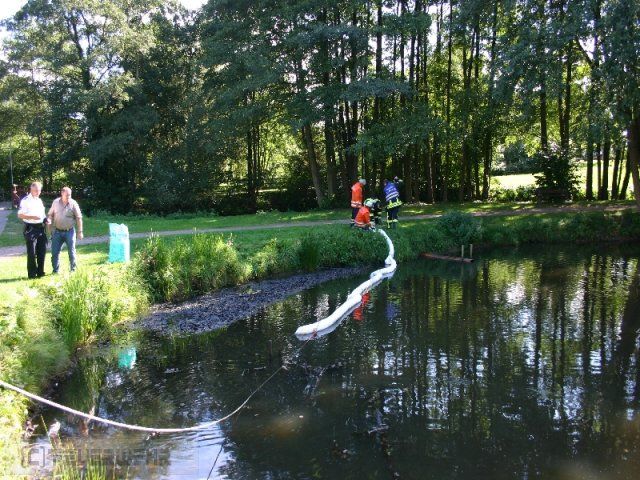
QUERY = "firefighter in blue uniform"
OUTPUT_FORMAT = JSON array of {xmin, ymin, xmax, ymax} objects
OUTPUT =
[{"xmin": 383, "ymin": 177, "xmax": 403, "ymax": 229}]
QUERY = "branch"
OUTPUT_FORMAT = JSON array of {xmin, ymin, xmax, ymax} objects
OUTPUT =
[{"xmin": 575, "ymin": 38, "xmax": 594, "ymax": 69}]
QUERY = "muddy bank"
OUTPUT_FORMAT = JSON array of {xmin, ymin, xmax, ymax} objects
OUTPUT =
[{"xmin": 137, "ymin": 266, "xmax": 366, "ymax": 335}]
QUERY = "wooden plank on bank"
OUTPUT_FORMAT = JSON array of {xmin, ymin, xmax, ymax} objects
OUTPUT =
[{"xmin": 420, "ymin": 253, "xmax": 474, "ymax": 263}]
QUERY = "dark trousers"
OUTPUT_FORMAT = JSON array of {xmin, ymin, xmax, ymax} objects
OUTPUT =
[
  {"xmin": 351, "ymin": 207, "xmax": 360, "ymax": 226},
  {"xmin": 387, "ymin": 206, "xmax": 400, "ymax": 228},
  {"xmin": 24, "ymin": 224, "xmax": 47, "ymax": 278}
]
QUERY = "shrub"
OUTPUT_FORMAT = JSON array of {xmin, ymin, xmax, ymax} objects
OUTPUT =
[
  {"xmin": 251, "ymin": 238, "xmax": 298, "ymax": 277},
  {"xmin": 493, "ymin": 141, "xmax": 536, "ymax": 174},
  {"xmin": 532, "ymin": 145, "xmax": 578, "ymax": 199},
  {"xmin": 489, "ymin": 185, "xmax": 536, "ymax": 203},
  {"xmin": 316, "ymin": 229, "xmax": 388, "ymax": 267},
  {"xmin": 298, "ymin": 234, "xmax": 321, "ymax": 271},
  {"xmin": 135, "ymin": 234, "xmax": 250, "ymax": 302},
  {"xmin": 436, "ymin": 211, "xmax": 482, "ymax": 246},
  {"xmin": 49, "ymin": 270, "xmax": 114, "ymax": 348}
]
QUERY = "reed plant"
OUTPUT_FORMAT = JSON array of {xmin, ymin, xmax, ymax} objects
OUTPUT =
[
  {"xmin": 41, "ymin": 265, "xmax": 149, "ymax": 349},
  {"xmin": 51, "ymin": 440, "xmax": 126, "ymax": 480},
  {"xmin": 50, "ymin": 270, "xmax": 112, "ymax": 348},
  {"xmin": 135, "ymin": 234, "xmax": 250, "ymax": 302},
  {"xmin": 251, "ymin": 238, "xmax": 298, "ymax": 276}
]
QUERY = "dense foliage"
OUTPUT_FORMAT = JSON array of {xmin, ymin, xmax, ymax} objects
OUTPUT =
[{"xmin": 0, "ymin": 0, "xmax": 639, "ymax": 212}]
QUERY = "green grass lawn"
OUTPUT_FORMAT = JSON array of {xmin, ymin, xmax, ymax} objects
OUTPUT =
[
  {"xmin": 1, "ymin": 198, "xmax": 635, "ymax": 248},
  {"xmin": 0, "ymin": 225, "xmax": 333, "ymax": 297},
  {"xmin": 494, "ymin": 163, "xmax": 634, "ymax": 194}
]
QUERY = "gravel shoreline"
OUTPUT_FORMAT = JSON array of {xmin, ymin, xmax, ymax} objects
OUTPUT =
[{"xmin": 137, "ymin": 266, "xmax": 366, "ymax": 335}]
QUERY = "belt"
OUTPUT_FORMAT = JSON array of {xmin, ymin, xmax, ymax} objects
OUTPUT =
[{"xmin": 55, "ymin": 227, "xmax": 74, "ymax": 232}]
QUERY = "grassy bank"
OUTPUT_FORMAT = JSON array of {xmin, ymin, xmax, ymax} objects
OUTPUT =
[
  {"xmin": 0, "ymin": 255, "xmax": 148, "ymax": 477},
  {"xmin": 104, "ymin": 208, "xmax": 640, "ymax": 304},
  {"xmin": 2, "ymin": 200, "xmax": 634, "ymax": 248},
  {"xmin": 2, "ymin": 209, "xmax": 640, "ymax": 476}
]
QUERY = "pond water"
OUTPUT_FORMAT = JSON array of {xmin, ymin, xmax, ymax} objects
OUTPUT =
[{"xmin": 32, "ymin": 244, "xmax": 640, "ymax": 479}]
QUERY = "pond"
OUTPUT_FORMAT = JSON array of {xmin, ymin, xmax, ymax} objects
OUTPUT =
[{"xmin": 31, "ymin": 244, "xmax": 640, "ymax": 479}]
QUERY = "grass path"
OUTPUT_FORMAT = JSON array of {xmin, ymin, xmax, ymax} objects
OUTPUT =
[
  {"xmin": 0, "ymin": 202, "xmax": 11, "ymax": 236},
  {"xmin": 0, "ymin": 201, "xmax": 635, "ymax": 258}
]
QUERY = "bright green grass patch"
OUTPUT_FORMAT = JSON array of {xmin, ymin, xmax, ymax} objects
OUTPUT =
[
  {"xmin": 0, "ymin": 210, "xmax": 25, "ymax": 248},
  {"xmin": 495, "ymin": 163, "xmax": 634, "ymax": 196}
]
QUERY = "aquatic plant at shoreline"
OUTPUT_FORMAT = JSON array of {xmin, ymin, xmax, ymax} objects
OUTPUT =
[{"xmin": 135, "ymin": 234, "xmax": 250, "ymax": 302}]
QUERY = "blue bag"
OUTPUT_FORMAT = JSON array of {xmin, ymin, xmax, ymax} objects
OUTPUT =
[{"xmin": 108, "ymin": 223, "xmax": 130, "ymax": 263}]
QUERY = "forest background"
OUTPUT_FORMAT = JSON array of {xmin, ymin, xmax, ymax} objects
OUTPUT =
[{"xmin": 1, "ymin": 0, "xmax": 639, "ymax": 214}]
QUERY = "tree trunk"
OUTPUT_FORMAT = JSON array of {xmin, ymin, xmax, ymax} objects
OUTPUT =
[
  {"xmin": 373, "ymin": 0, "xmax": 383, "ymax": 192},
  {"xmin": 246, "ymin": 128, "xmax": 254, "ymax": 207},
  {"xmin": 611, "ymin": 145, "xmax": 621, "ymax": 199},
  {"xmin": 599, "ymin": 134, "xmax": 611, "ymax": 200},
  {"xmin": 560, "ymin": 45, "xmax": 572, "ymax": 153},
  {"xmin": 540, "ymin": 83, "xmax": 548, "ymax": 151},
  {"xmin": 564, "ymin": 47, "xmax": 572, "ymax": 152},
  {"xmin": 620, "ymin": 146, "xmax": 631, "ymax": 200},
  {"xmin": 538, "ymin": 0, "xmax": 548, "ymax": 151},
  {"xmin": 596, "ymin": 142, "xmax": 602, "ymax": 196},
  {"xmin": 443, "ymin": 0, "xmax": 453, "ymax": 202},
  {"xmin": 482, "ymin": 0, "xmax": 499, "ymax": 200},
  {"xmin": 586, "ymin": 0, "xmax": 601, "ymax": 200},
  {"xmin": 459, "ymin": 39, "xmax": 469, "ymax": 202},
  {"xmin": 586, "ymin": 136, "xmax": 594, "ymax": 200},
  {"xmin": 627, "ymin": 114, "xmax": 640, "ymax": 211},
  {"xmin": 424, "ymin": 137, "xmax": 434, "ymax": 203},
  {"xmin": 473, "ymin": 18, "xmax": 480, "ymax": 199},
  {"xmin": 320, "ymin": 7, "xmax": 337, "ymax": 199},
  {"xmin": 302, "ymin": 124, "xmax": 326, "ymax": 207},
  {"xmin": 325, "ymin": 118, "xmax": 338, "ymax": 199},
  {"xmin": 38, "ymin": 131, "xmax": 48, "ymax": 191},
  {"xmin": 294, "ymin": 53, "xmax": 326, "ymax": 206}
]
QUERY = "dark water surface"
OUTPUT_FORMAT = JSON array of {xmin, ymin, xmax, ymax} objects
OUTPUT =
[{"xmin": 35, "ymin": 244, "xmax": 640, "ymax": 479}]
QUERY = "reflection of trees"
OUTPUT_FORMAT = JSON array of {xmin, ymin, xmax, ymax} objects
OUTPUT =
[
  {"xmin": 611, "ymin": 262, "xmax": 640, "ymax": 403},
  {"xmin": 47, "ymin": 246, "xmax": 640, "ymax": 479}
]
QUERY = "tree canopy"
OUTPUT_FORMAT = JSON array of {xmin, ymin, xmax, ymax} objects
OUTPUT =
[{"xmin": 1, "ymin": 0, "xmax": 639, "ymax": 213}]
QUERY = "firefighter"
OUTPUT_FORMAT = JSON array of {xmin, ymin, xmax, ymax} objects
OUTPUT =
[
  {"xmin": 350, "ymin": 178, "xmax": 366, "ymax": 227},
  {"xmin": 383, "ymin": 177, "xmax": 403, "ymax": 229},
  {"xmin": 365, "ymin": 198, "xmax": 383, "ymax": 226},
  {"xmin": 354, "ymin": 198, "xmax": 375, "ymax": 230}
]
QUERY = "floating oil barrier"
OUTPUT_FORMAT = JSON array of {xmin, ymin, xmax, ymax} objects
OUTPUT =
[{"xmin": 295, "ymin": 229, "xmax": 397, "ymax": 340}]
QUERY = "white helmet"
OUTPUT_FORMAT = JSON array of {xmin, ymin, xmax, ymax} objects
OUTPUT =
[{"xmin": 364, "ymin": 199, "xmax": 374, "ymax": 208}]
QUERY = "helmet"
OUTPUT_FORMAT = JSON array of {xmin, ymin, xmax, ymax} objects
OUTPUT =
[{"xmin": 364, "ymin": 199, "xmax": 374, "ymax": 208}]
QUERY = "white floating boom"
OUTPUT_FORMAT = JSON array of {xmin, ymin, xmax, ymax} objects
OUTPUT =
[{"xmin": 295, "ymin": 229, "xmax": 397, "ymax": 339}]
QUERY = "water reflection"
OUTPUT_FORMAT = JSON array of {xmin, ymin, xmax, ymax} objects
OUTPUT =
[{"xmin": 34, "ymin": 245, "xmax": 640, "ymax": 479}]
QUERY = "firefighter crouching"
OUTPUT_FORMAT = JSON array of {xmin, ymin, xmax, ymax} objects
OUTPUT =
[
  {"xmin": 383, "ymin": 177, "xmax": 403, "ymax": 229},
  {"xmin": 365, "ymin": 198, "xmax": 383, "ymax": 226},
  {"xmin": 354, "ymin": 199, "xmax": 376, "ymax": 230}
]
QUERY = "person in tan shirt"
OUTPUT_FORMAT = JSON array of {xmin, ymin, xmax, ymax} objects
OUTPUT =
[{"xmin": 47, "ymin": 186, "xmax": 84, "ymax": 273}]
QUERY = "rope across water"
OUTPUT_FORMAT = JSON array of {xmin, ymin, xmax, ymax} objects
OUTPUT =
[
  {"xmin": 0, "ymin": 336, "xmax": 314, "ymax": 434},
  {"xmin": 0, "ymin": 230, "xmax": 396, "ymax": 434}
]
